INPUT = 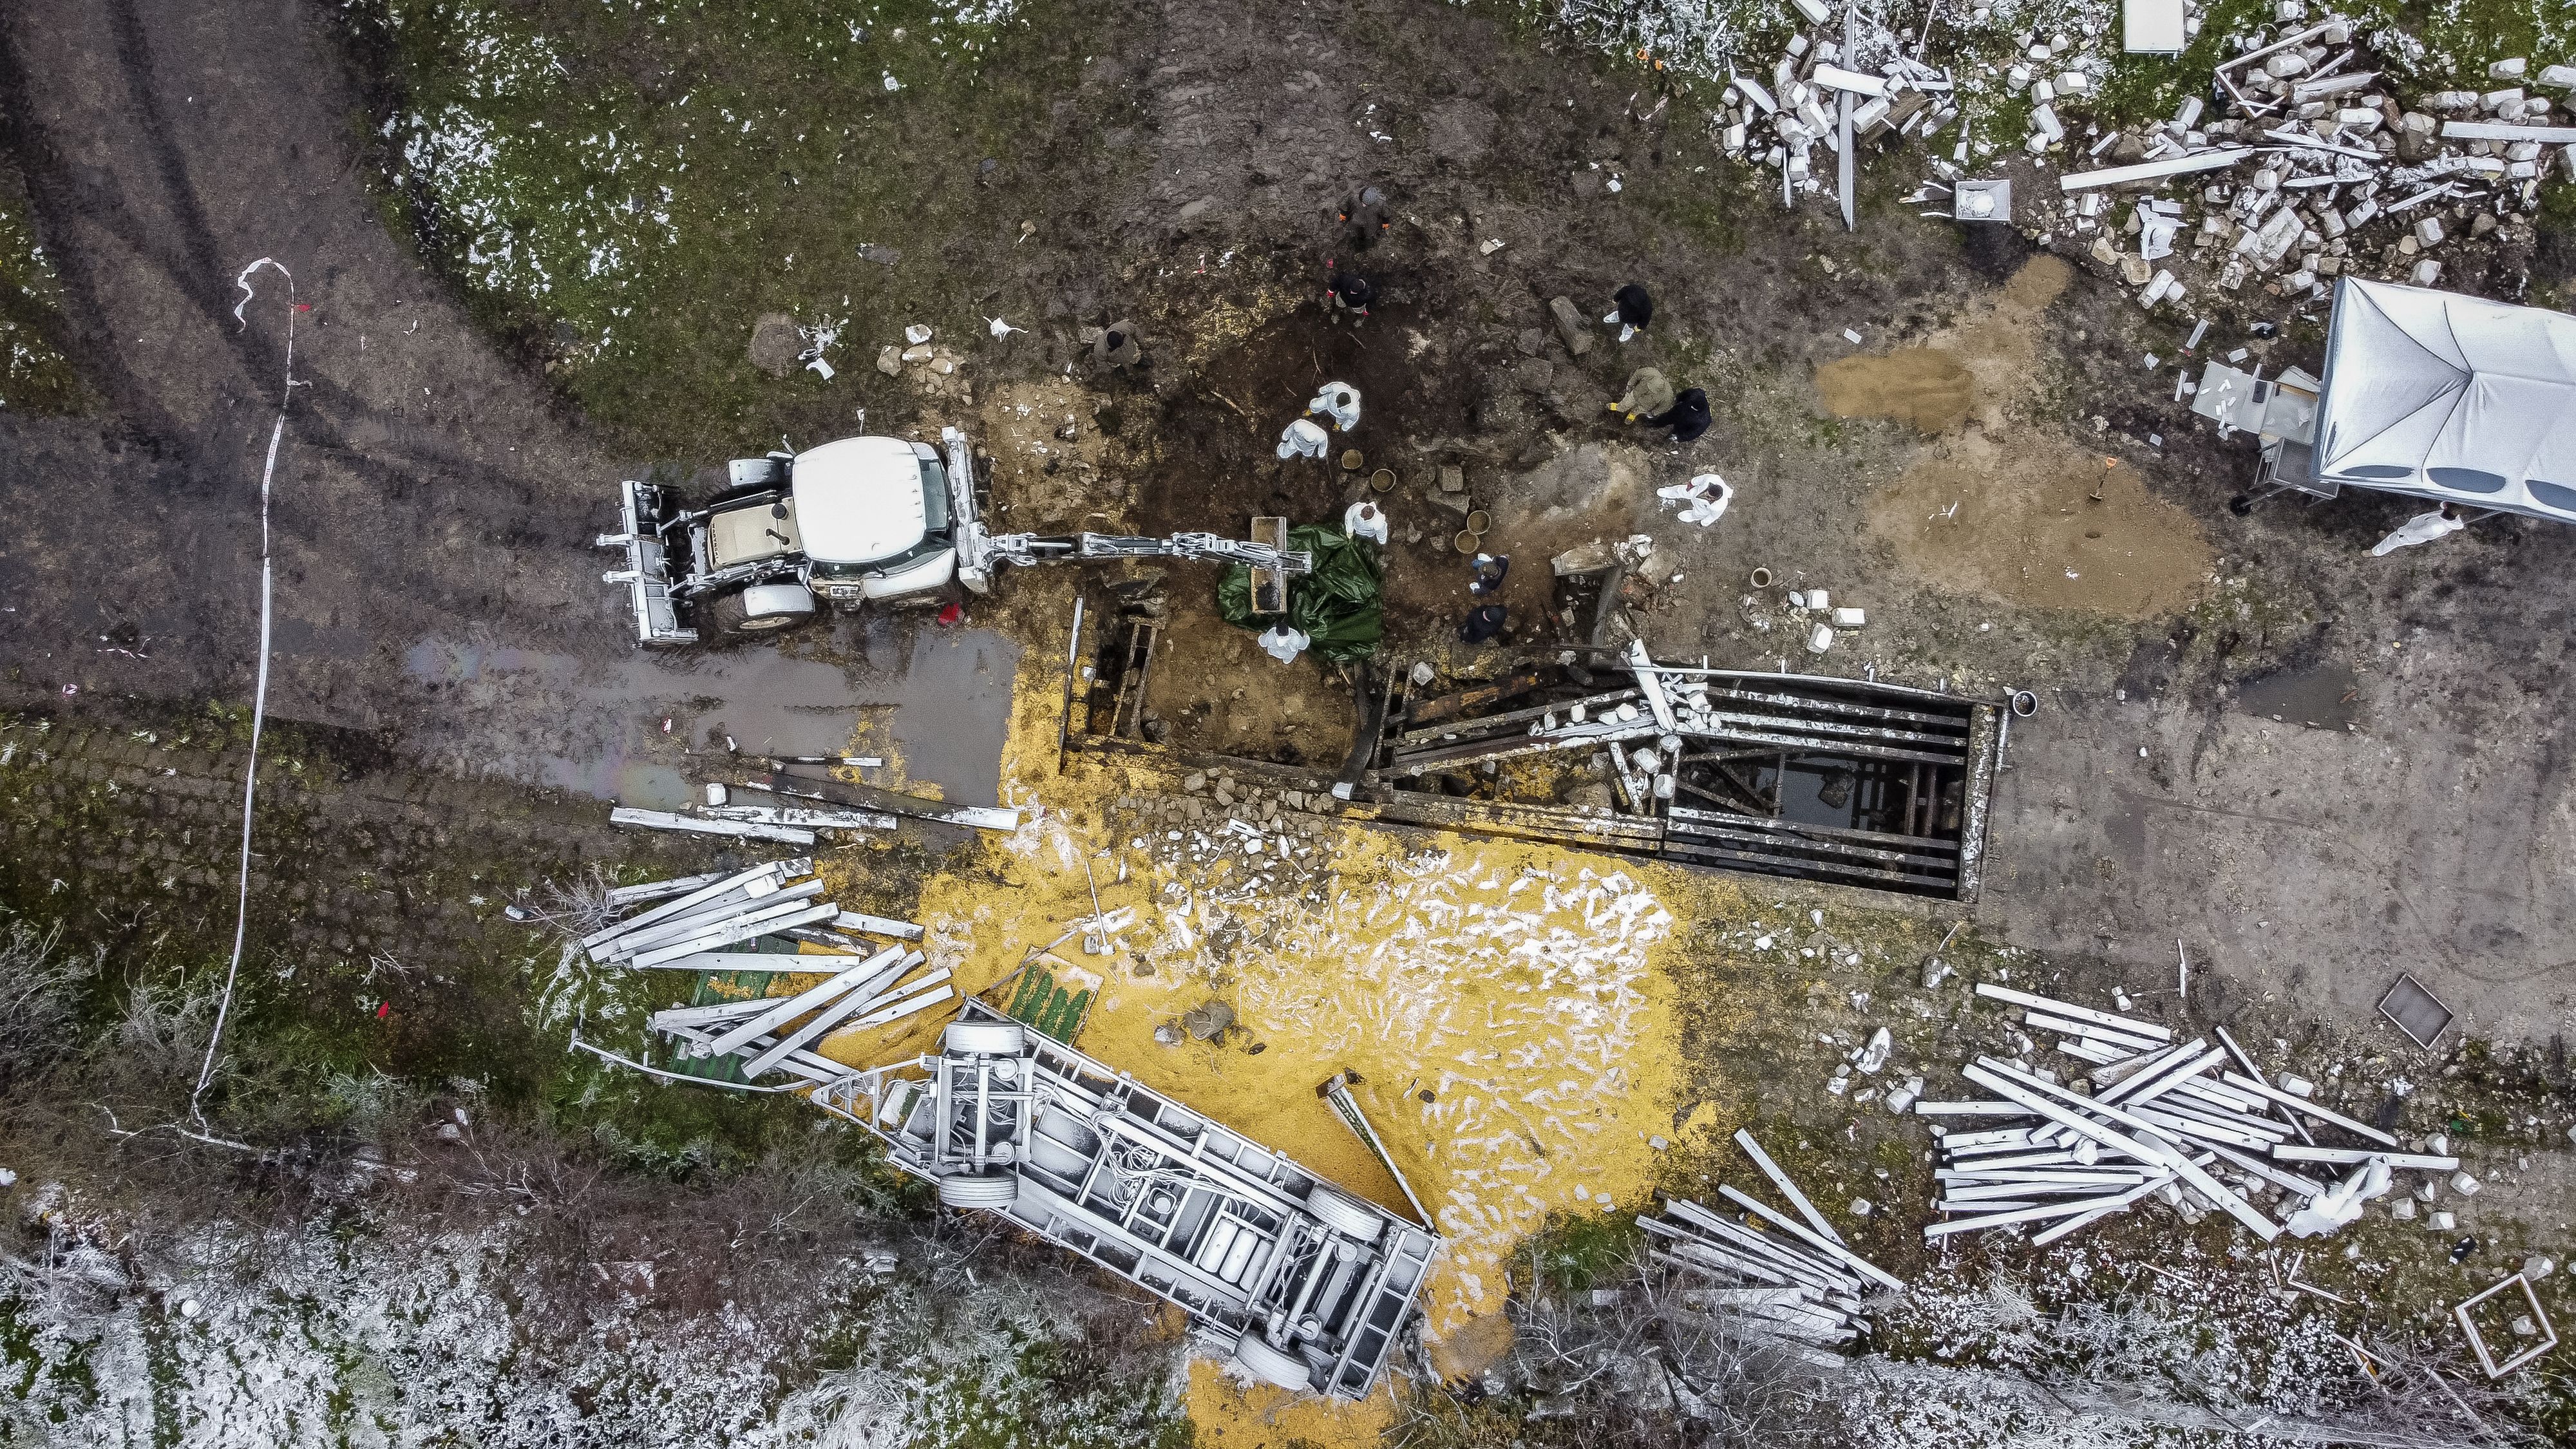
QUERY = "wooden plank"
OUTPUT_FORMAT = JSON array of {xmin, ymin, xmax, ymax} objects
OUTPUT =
[
  {"xmin": 737, "ymin": 954, "xmax": 925, "ymax": 1078},
  {"xmin": 1401, "ymin": 668, "xmax": 1552, "ymax": 728},
  {"xmin": 1396, "ymin": 688, "xmax": 1638, "ymax": 746},
  {"xmin": 2099, "ymin": 1042, "xmax": 2226, "ymax": 1107},
  {"xmin": 629, "ymin": 902, "xmax": 841, "ymax": 967},
  {"xmin": 1660, "ymin": 838, "xmax": 1952, "ymax": 891},
  {"xmin": 605, "ymin": 871, "xmax": 732, "ymax": 907},
  {"xmin": 2023, "ymin": 1010, "xmax": 2168, "ymax": 1053},
  {"xmin": 2441, "ymin": 120, "xmax": 2576, "ymax": 143},
  {"xmin": 700, "ymin": 946, "xmax": 907, "ymax": 1058},
  {"xmin": 598, "ymin": 880, "xmax": 830, "ymax": 958},
  {"xmin": 1676, "ymin": 725, "xmax": 1964, "ymax": 768},
  {"xmin": 1913, "ymin": 1100, "xmax": 2030, "ymax": 1117},
  {"xmin": 1963, "ymin": 1061, "xmax": 2278, "ymax": 1240},
  {"xmin": 1627, "ymin": 641, "xmax": 1679, "ymax": 734},
  {"xmin": 2219, "ymin": 1072, "xmax": 2400, "ymax": 1146},
  {"xmin": 1974, "ymin": 984, "xmax": 2173, "ymax": 1041},
  {"xmin": 1666, "ymin": 805, "xmax": 1957, "ymax": 856},
  {"xmin": 1733, "ymin": 1130, "xmax": 1844, "ymax": 1247},
  {"xmin": 1924, "ymin": 1189, "xmax": 2150, "ymax": 1238},
  {"xmin": 1356, "ymin": 793, "xmax": 1665, "ymax": 849},
  {"xmin": 757, "ymin": 767, "xmax": 1022, "ymax": 831},
  {"xmin": 2271, "ymin": 1144, "xmax": 2455, "ymax": 1170},
  {"xmin": 1713, "ymin": 1186, "xmax": 1904, "ymax": 1292},
  {"xmin": 585, "ymin": 861, "xmax": 798, "ymax": 949},
  {"xmin": 611, "ymin": 807, "xmax": 814, "ymax": 845},
  {"xmin": 1392, "ymin": 719, "xmax": 1659, "ymax": 770},
  {"xmin": 2058, "ymin": 146, "xmax": 2252, "ymax": 191},
  {"xmin": 835, "ymin": 911, "xmax": 926, "ymax": 943}
]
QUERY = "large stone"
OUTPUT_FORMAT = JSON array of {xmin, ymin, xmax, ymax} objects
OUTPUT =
[
  {"xmin": 1548, "ymin": 296, "xmax": 1593, "ymax": 356},
  {"xmin": 748, "ymin": 312, "xmax": 800, "ymax": 378},
  {"xmin": 1509, "ymin": 441, "xmax": 1651, "ymax": 528}
]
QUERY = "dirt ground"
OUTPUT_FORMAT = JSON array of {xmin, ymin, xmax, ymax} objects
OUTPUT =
[{"xmin": 6, "ymin": 0, "xmax": 2576, "ymax": 1439}]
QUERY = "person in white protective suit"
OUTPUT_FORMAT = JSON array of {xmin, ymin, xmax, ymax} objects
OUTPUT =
[
  {"xmin": 1276, "ymin": 417, "xmax": 1331, "ymax": 460},
  {"xmin": 2369, "ymin": 502, "xmax": 2463, "ymax": 556}
]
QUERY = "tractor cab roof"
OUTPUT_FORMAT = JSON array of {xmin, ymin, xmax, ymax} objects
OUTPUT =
[{"xmin": 791, "ymin": 436, "xmax": 929, "ymax": 565}]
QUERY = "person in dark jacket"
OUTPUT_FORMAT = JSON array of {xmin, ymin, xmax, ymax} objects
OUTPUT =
[
  {"xmin": 1339, "ymin": 185, "xmax": 1392, "ymax": 250},
  {"xmin": 1604, "ymin": 283, "xmax": 1653, "ymax": 341},
  {"xmin": 1326, "ymin": 269, "xmax": 1376, "ymax": 325},
  {"xmin": 1643, "ymin": 388, "xmax": 1710, "ymax": 442}
]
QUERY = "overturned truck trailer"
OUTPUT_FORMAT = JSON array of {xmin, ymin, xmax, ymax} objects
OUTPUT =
[
  {"xmin": 819, "ymin": 1002, "xmax": 1439, "ymax": 1399},
  {"xmin": 1366, "ymin": 663, "xmax": 2005, "ymax": 901}
]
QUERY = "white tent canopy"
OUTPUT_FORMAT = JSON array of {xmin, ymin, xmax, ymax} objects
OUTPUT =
[{"xmin": 2312, "ymin": 278, "xmax": 2576, "ymax": 524}]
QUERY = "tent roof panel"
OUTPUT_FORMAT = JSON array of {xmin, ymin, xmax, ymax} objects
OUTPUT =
[{"xmin": 2313, "ymin": 279, "xmax": 2576, "ymax": 524}]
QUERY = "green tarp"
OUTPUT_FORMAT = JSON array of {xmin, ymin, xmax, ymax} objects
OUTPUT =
[{"xmin": 1215, "ymin": 524, "xmax": 1382, "ymax": 663}]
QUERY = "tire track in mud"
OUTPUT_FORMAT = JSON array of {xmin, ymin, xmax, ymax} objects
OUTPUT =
[{"xmin": 0, "ymin": 0, "xmax": 630, "ymax": 719}]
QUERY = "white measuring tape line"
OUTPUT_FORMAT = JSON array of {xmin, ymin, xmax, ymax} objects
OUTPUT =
[{"xmin": 191, "ymin": 258, "xmax": 302, "ymax": 1121}]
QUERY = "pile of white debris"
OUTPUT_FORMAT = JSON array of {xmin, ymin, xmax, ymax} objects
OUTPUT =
[
  {"xmin": 541, "ymin": 860, "xmax": 950, "ymax": 1087},
  {"xmin": 2018, "ymin": 23, "xmax": 2575, "ymax": 307},
  {"xmin": 1638, "ymin": 1129, "xmax": 1904, "ymax": 1367},
  {"xmin": 1708, "ymin": 0, "xmax": 1967, "ymax": 210},
  {"xmin": 1917, "ymin": 982, "xmax": 2467, "ymax": 1246}
]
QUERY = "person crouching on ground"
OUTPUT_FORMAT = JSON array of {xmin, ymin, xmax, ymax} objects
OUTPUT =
[
  {"xmin": 1642, "ymin": 387, "xmax": 1710, "ymax": 442},
  {"xmin": 1608, "ymin": 366, "xmax": 1674, "ymax": 423}
]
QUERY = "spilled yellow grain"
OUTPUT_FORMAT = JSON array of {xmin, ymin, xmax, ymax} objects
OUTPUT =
[{"xmin": 788, "ymin": 603, "xmax": 1755, "ymax": 1446}]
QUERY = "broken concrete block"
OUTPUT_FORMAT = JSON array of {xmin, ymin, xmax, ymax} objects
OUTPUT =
[
  {"xmin": 2539, "ymin": 64, "xmax": 2576, "ymax": 90},
  {"xmin": 1807, "ymin": 623, "xmax": 1837, "ymax": 654},
  {"xmin": 2411, "ymin": 260, "xmax": 2443, "ymax": 286},
  {"xmin": 1855, "ymin": 1027, "xmax": 1891, "ymax": 1075},
  {"xmin": 2490, "ymin": 57, "xmax": 2528, "ymax": 80},
  {"xmin": 2414, "ymin": 216, "xmax": 2447, "ymax": 246},
  {"xmin": 2450, "ymin": 1171, "xmax": 2481, "ymax": 1196}
]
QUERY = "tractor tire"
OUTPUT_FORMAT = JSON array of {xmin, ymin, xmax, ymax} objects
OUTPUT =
[
  {"xmin": 1305, "ymin": 1185, "xmax": 1384, "ymax": 1244},
  {"xmin": 942, "ymin": 1021, "xmax": 1028, "ymax": 1057},
  {"xmin": 704, "ymin": 585, "xmax": 815, "ymax": 636},
  {"xmin": 1230, "ymin": 1332, "xmax": 1314, "ymax": 1393},
  {"xmin": 936, "ymin": 1171, "xmax": 1019, "ymax": 1209}
]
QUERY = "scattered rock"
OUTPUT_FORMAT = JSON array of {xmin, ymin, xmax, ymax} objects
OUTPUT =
[
  {"xmin": 1181, "ymin": 1000, "xmax": 1236, "ymax": 1041},
  {"xmin": 876, "ymin": 346, "xmax": 904, "ymax": 377},
  {"xmin": 1548, "ymin": 296, "xmax": 1592, "ymax": 356},
  {"xmin": 748, "ymin": 312, "xmax": 801, "ymax": 378}
]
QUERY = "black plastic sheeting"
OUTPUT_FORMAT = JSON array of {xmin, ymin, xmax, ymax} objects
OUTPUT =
[{"xmin": 1216, "ymin": 524, "xmax": 1382, "ymax": 663}]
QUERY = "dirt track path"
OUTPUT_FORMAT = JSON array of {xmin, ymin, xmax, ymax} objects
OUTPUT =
[{"xmin": 0, "ymin": 0, "xmax": 1010, "ymax": 804}]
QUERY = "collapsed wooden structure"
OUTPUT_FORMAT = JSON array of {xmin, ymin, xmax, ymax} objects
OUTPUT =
[{"xmin": 1363, "ymin": 654, "xmax": 2005, "ymax": 900}]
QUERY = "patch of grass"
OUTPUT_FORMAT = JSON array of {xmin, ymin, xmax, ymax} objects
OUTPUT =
[
  {"xmin": 347, "ymin": 0, "xmax": 1132, "ymax": 456},
  {"xmin": 0, "ymin": 155, "xmax": 86, "ymax": 416},
  {"xmin": 1520, "ymin": 1211, "xmax": 1644, "ymax": 1293}
]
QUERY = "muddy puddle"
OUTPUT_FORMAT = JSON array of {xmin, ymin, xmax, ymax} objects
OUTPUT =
[
  {"xmin": 2235, "ymin": 661, "xmax": 2360, "ymax": 730},
  {"xmin": 1864, "ymin": 432, "xmax": 2213, "ymax": 620},
  {"xmin": 403, "ymin": 621, "xmax": 1019, "ymax": 808}
]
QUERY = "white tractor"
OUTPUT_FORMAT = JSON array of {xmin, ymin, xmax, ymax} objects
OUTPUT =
[{"xmin": 601, "ymin": 427, "xmax": 1310, "ymax": 645}]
